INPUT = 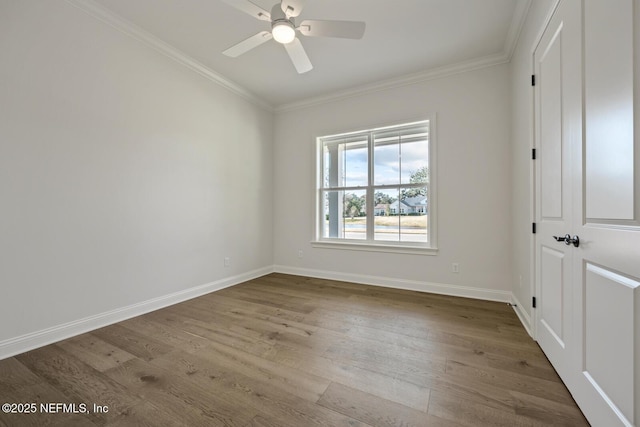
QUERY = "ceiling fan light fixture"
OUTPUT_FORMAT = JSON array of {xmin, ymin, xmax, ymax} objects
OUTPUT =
[
  {"xmin": 272, "ymin": 21, "xmax": 296, "ymax": 44},
  {"xmin": 221, "ymin": 0, "xmax": 365, "ymax": 73}
]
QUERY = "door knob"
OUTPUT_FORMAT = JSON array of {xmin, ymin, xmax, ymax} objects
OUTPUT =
[
  {"xmin": 552, "ymin": 234, "xmax": 580, "ymax": 247},
  {"xmin": 567, "ymin": 235, "xmax": 580, "ymax": 247}
]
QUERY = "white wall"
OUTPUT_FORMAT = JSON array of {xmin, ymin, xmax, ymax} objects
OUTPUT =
[
  {"xmin": 273, "ymin": 64, "xmax": 513, "ymax": 299},
  {"xmin": 0, "ymin": 0, "xmax": 273, "ymax": 353},
  {"xmin": 509, "ymin": 0, "xmax": 556, "ymax": 331},
  {"xmin": 0, "ymin": 0, "xmax": 548, "ymax": 358}
]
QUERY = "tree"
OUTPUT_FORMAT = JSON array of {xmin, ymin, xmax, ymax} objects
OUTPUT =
[
  {"xmin": 374, "ymin": 192, "xmax": 396, "ymax": 205},
  {"xmin": 344, "ymin": 193, "xmax": 365, "ymax": 219},
  {"xmin": 410, "ymin": 166, "xmax": 429, "ymax": 184},
  {"xmin": 402, "ymin": 166, "xmax": 429, "ymax": 198}
]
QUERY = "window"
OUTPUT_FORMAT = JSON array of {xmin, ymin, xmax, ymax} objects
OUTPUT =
[{"xmin": 314, "ymin": 119, "xmax": 437, "ymax": 254}]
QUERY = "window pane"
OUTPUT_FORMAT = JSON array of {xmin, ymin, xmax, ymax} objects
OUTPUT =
[
  {"xmin": 400, "ymin": 138, "xmax": 429, "ymax": 185},
  {"xmin": 374, "ymin": 136, "xmax": 400, "ymax": 185},
  {"xmin": 399, "ymin": 187, "xmax": 428, "ymax": 242},
  {"xmin": 322, "ymin": 190, "xmax": 367, "ymax": 240},
  {"xmin": 323, "ymin": 139, "xmax": 368, "ymax": 188},
  {"xmin": 374, "ymin": 188, "xmax": 400, "ymax": 241},
  {"xmin": 343, "ymin": 141, "xmax": 368, "ymax": 187}
]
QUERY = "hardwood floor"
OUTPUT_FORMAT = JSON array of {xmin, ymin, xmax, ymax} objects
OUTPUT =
[{"xmin": 0, "ymin": 273, "xmax": 588, "ymax": 426}]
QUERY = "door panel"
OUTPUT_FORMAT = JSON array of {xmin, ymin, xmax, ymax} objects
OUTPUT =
[
  {"xmin": 540, "ymin": 26, "xmax": 564, "ymax": 219},
  {"xmin": 583, "ymin": 263, "xmax": 638, "ymax": 423},
  {"xmin": 534, "ymin": 0, "xmax": 581, "ymax": 386},
  {"xmin": 539, "ymin": 246, "xmax": 565, "ymax": 346},
  {"xmin": 584, "ymin": 0, "xmax": 635, "ymax": 221}
]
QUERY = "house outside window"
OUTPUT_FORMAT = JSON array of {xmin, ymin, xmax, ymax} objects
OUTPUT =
[{"xmin": 314, "ymin": 119, "xmax": 437, "ymax": 254}]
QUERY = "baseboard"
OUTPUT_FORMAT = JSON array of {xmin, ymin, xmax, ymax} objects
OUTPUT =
[
  {"xmin": 0, "ymin": 266, "xmax": 273, "ymax": 361},
  {"xmin": 273, "ymin": 265, "xmax": 512, "ymax": 303},
  {"xmin": 510, "ymin": 293, "xmax": 533, "ymax": 337}
]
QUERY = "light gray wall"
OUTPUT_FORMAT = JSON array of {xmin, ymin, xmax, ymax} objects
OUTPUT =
[
  {"xmin": 509, "ymin": 0, "xmax": 557, "ymax": 329},
  {"xmin": 0, "ymin": 0, "xmax": 273, "ymax": 344},
  {"xmin": 272, "ymin": 64, "xmax": 513, "ymax": 295},
  {"xmin": 0, "ymin": 0, "xmax": 541, "ymax": 353}
]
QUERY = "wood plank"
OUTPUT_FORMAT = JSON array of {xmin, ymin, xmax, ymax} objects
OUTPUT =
[
  {"xmin": 0, "ymin": 273, "xmax": 587, "ymax": 426},
  {"xmin": 147, "ymin": 350, "xmax": 370, "ymax": 427},
  {"xmin": 0, "ymin": 357, "xmax": 41, "ymax": 394},
  {"xmin": 118, "ymin": 314, "xmax": 211, "ymax": 352},
  {"xmin": 334, "ymin": 323, "xmax": 557, "ymax": 382},
  {"xmin": 427, "ymin": 330, "xmax": 550, "ymax": 362},
  {"xmin": 15, "ymin": 345, "xmax": 141, "ymax": 425},
  {"xmin": 107, "ymin": 400, "xmax": 190, "ymax": 427},
  {"xmin": 427, "ymin": 391, "xmax": 543, "ymax": 427},
  {"xmin": 317, "ymin": 382, "xmax": 429, "ymax": 427},
  {"xmin": 103, "ymin": 356, "xmax": 255, "ymax": 426},
  {"xmin": 510, "ymin": 390, "xmax": 589, "ymax": 426},
  {"xmin": 90, "ymin": 323, "xmax": 173, "ymax": 362},
  {"xmin": 217, "ymin": 286, "xmax": 315, "ymax": 314},
  {"xmin": 145, "ymin": 309, "xmax": 275, "ymax": 357},
  {"xmin": 421, "ymin": 366, "xmax": 563, "ymax": 417},
  {"xmin": 443, "ymin": 359, "xmax": 575, "ymax": 406},
  {"xmin": 56, "ymin": 334, "xmax": 137, "ymax": 372},
  {"xmin": 261, "ymin": 342, "xmax": 432, "ymax": 412},
  {"xmin": 445, "ymin": 347, "xmax": 560, "ymax": 383},
  {"xmin": 184, "ymin": 340, "xmax": 331, "ymax": 403}
]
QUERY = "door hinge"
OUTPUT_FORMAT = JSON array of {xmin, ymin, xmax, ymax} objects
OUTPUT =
[
  {"xmin": 532, "ymin": 222, "xmax": 537, "ymax": 234},
  {"xmin": 531, "ymin": 74, "xmax": 536, "ymax": 86},
  {"xmin": 532, "ymin": 148, "xmax": 537, "ymax": 160},
  {"xmin": 532, "ymin": 296, "xmax": 537, "ymax": 308}
]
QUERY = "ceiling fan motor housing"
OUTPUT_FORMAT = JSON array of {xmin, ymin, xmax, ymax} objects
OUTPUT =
[{"xmin": 271, "ymin": 4, "xmax": 296, "ymax": 44}]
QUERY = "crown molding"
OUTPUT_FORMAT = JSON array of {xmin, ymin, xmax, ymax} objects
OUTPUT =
[
  {"xmin": 274, "ymin": 52, "xmax": 510, "ymax": 113},
  {"xmin": 65, "ymin": 0, "xmax": 274, "ymax": 112},
  {"xmin": 65, "ymin": 0, "xmax": 531, "ymax": 115},
  {"xmin": 503, "ymin": 0, "xmax": 533, "ymax": 60},
  {"xmin": 274, "ymin": 0, "xmax": 533, "ymax": 113}
]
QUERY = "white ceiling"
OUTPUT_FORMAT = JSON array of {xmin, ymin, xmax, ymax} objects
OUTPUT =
[{"xmin": 86, "ymin": 0, "xmax": 529, "ymax": 109}]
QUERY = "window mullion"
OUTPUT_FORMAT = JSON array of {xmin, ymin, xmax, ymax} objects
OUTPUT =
[
  {"xmin": 398, "ymin": 132, "xmax": 402, "ymax": 187},
  {"xmin": 366, "ymin": 132, "xmax": 374, "ymax": 241},
  {"xmin": 323, "ymin": 186, "xmax": 368, "ymax": 192},
  {"xmin": 372, "ymin": 183, "xmax": 426, "ymax": 191}
]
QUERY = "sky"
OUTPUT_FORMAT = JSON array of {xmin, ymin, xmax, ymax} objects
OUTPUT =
[{"xmin": 326, "ymin": 139, "xmax": 429, "ymax": 187}]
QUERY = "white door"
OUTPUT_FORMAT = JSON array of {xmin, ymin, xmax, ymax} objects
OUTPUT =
[
  {"xmin": 535, "ymin": 1, "xmax": 640, "ymax": 426},
  {"xmin": 570, "ymin": 1, "xmax": 640, "ymax": 425},
  {"xmin": 534, "ymin": 0, "xmax": 582, "ymax": 388}
]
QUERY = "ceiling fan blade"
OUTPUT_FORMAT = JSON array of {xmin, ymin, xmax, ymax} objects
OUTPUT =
[
  {"xmin": 223, "ymin": 31, "xmax": 273, "ymax": 57},
  {"xmin": 284, "ymin": 38, "xmax": 313, "ymax": 74},
  {"xmin": 219, "ymin": 0, "xmax": 271, "ymax": 21},
  {"xmin": 298, "ymin": 20, "xmax": 366, "ymax": 39},
  {"xmin": 280, "ymin": 0, "xmax": 307, "ymax": 18}
]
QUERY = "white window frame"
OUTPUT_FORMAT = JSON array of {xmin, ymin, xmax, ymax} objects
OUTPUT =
[{"xmin": 312, "ymin": 117, "xmax": 438, "ymax": 255}]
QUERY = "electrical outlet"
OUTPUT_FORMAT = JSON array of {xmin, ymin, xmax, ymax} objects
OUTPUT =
[
  {"xmin": 224, "ymin": 257, "xmax": 230, "ymax": 267},
  {"xmin": 298, "ymin": 250, "xmax": 303, "ymax": 258},
  {"xmin": 452, "ymin": 263, "xmax": 460, "ymax": 273}
]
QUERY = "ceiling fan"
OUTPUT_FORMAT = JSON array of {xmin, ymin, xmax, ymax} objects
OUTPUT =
[{"xmin": 220, "ymin": 0, "xmax": 366, "ymax": 74}]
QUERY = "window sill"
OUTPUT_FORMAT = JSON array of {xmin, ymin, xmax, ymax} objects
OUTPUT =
[{"xmin": 311, "ymin": 240, "xmax": 438, "ymax": 255}]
